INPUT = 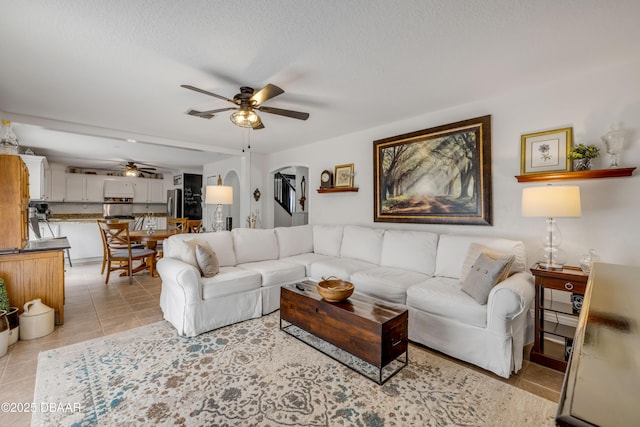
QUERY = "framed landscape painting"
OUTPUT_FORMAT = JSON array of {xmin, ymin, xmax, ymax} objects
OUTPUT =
[{"xmin": 373, "ymin": 115, "xmax": 492, "ymax": 225}]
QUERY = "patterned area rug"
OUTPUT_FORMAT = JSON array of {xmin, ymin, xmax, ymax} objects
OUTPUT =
[{"xmin": 33, "ymin": 313, "xmax": 555, "ymax": 426}]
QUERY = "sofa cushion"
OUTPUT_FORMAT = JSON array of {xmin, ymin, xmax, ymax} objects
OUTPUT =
[
  {"xmin": 460, "ymin": 243, "xmax": 515, "ymax": 283},
  {"xmin": 340, "ymin": 225, "xmax": 384, "ymax": 264},
  {"xmin": 170, "ymin": 237, "xmax": 199, "ymax": 269},
  {"xmin": 238, "ymin": 260, "xmax": 306, "ymax": 287},
  {"xmin": 165, "ymin": 231, "xmax": 236, "ymax": 267},
  {"xmin": 310, "ymin": 257, "xmax": 377, "ymax": 282},
  {"xmin": 196, "ymin": 242, "xmax": 219, "ymax": 278},
  {"xmin": 201, "ymin": 267, "xmax": 262, "ymax": 300},
  {"xmin": 233, "ymin": 228, "xmax": 278, "ymax": 264},
  {"xmin": 461, "ymin": 253, "xmax": 512, "ymax": 304},
  {"xmin": 406, "ymin": 277, "xmax": 488, "ymax": 328},
  {"xmin": 312, "ymin": 225, "xmax": 343, "ymax": 257},
  {"xmin": 351, "ymin": 267, "xmax": 430, "ymax": 304},
  {"xmin": 280, "ymin": 253, "xmax": 333, "ymax": 276},
  {"xmin": 380, "ymin": 230, "xmax": 438, "ymax": 275},
  {"xmin": 434, "ymin": 234, "xmax": 527, "ymax": 279},
  {"xmin": 275, "ymin": 225, "xmax": 313, "ymax": 258}
]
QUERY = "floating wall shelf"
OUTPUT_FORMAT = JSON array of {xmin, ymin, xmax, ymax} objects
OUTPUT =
[
  {"xmin": 515, "ymin": 167, "xmax": 635, "ymax": 183},
  {"xmin": 316, "ymin": 187, "xmax": 359, "ymax": 193}
]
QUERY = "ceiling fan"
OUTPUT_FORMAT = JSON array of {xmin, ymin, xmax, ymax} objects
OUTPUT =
[
  {"xmin": 181, "ymin": 83, "xmax": 309, "ymax": 129},
  {"xmin": 122, "ymin": 161, "xmax": 156, "ymax": 177}
]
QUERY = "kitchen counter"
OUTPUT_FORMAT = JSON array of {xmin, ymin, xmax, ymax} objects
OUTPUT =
[
  {"xmin": 0, "ymin": 239, "xmax": 68, "ymax": 324},
  {"xmin": 21, "ymin": 237, "xmax": 70, "ymax": 252}
]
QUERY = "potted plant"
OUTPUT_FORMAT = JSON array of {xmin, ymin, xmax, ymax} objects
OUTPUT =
[{"xmin": 568, "ymin": 143, "xmax": 600, "ymax": 171}]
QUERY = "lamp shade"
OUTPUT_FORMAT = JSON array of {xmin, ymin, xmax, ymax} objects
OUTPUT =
[
  {"xmin": 521, "ymin": 186, "xmax": 582, "ymax": 217},
  {"xmin": 206, "ymin": 185, "xmax": 233, "ymax": 205}
]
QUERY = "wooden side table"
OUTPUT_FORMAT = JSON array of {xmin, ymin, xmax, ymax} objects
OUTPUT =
[{"xmin": 530, "ymin": 264, "xmax": 589, "ymax": 371}]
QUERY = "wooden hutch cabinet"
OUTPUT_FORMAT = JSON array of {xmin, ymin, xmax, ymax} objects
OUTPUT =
[{"xmin": 0, "ymin": 154, "xmax": 30, "ymax": 252}]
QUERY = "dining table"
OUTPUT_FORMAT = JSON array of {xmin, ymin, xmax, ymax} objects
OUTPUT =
[
  {"xmin": 129, "ymin": 228, "xmax": 181, "ymax": 250},
  {"xmin": 128, "ymin": 228, "xmax": 181, "ymax": 277}
]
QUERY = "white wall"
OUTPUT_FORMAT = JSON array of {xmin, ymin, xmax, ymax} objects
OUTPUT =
[{"xmin": 262, "ymin": 60, "xmax": 640, "ymax": 267}]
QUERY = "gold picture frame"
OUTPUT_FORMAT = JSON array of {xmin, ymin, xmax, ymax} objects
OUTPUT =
[
  {"xmin": 520, "ymin": 127, "xmax": 572, "ymax": 175},
  {"xmin": 334, "ymin": 163, "xmax": 354, "ymax": 188},
  {"xmin": 373, "ymin": 115, "xmax": 492, "ymax": 225}
]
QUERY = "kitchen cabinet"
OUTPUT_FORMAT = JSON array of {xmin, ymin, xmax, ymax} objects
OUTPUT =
[
  {"xmin": 132, "ymin": 178, "xmax": 164, "ymax": 203},
  {"xmin": 0, "ymin": 249, "xmax": 66, "ymax": 324},
  {"xmin": 148, "ymin": 179, "xmax": 164, "ymax": 203},
  {"xmin": 65, "ymin": 174, "xmax": 104, "ymax": 202},
  {"xmin": 0, "ymin": 155, "xmax": 30, "ymax": 251},
  {"xmin": 47, "ymin": 167, "xmax": 66, "ymax": 202},
  {"xmin": 20, "ymin": 154, "xmax": 49, "ymax": 201}
]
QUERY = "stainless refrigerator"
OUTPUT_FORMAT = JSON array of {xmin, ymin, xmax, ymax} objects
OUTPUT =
[{"xmin": 167, "ymin": 189, "xmax": 182, "ymax": 218}]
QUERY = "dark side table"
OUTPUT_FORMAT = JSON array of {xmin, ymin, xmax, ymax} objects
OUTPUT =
[{"xmin": 530, "ymin": 264, "xmax": 589, "ymax": 371}]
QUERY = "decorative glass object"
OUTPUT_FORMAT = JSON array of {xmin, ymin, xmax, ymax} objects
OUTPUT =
[
  {"xmin": 579, "ymin": 248, "xmax": 600, "ymax": 274},
  {"xmin": 0, "ymin": 120, "xmax": 19, "ymax": 155},
  {"xmin": 601, "ymin": 127, "xmax": 626, "ymax": 168}
]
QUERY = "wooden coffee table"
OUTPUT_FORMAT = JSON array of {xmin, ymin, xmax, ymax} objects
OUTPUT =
[{"xmin": 280, "ymin": 280, "xmax": 408, "ymax": 384}]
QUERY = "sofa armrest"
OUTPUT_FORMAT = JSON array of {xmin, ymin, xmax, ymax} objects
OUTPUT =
[
  {"xmin": 486, "ymin": 271, "xmax": 535, "ymax": 334},
  {"xmin": 156, "ymin": 257, "xmax": 203, "ymax": 304}
]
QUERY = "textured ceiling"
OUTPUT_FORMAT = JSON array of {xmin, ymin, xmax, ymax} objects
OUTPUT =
[{"xmin": 1, "ymin": 0, "xmax": 639, "ymax": 172}]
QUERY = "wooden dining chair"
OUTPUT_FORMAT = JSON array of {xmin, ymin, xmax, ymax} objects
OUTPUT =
[
  {"xmin": 167, "ymin": 218, "xmax": 189, "ymax": 233},
  {"xmin": 99, "ymin": 221, "xmax": 156, "ymax": 285},
  {"xmin": 187, "ymin": 219, "xmax": 202, "ymax": 233},
  {"xmin": 97, "ymin": 220, "xmax": 109, "ymax": 275}
]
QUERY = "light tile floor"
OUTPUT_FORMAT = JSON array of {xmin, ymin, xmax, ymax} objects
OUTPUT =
[{"xmin": 0, "ymin": 261, "xmax": 564, "ymax": 426}]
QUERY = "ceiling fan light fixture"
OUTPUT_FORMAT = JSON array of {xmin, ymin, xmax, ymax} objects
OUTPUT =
[
  {"xmin": 230, "ymin": 109, "xmax": 261, "ymax": 128},
  {"xmin": 125, "ymin": 165, "xmax": 138, "ymax": 176}
]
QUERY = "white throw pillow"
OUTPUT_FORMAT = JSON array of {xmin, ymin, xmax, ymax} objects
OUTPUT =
[
  {"xmin": 462, "ymin": 253, "xmax": 511, "ymax": 304},
  {"xmin": 172, "ymin": 238, "xmax": 199, "ymax": 269},
  {"xmin": 195, "ymin": 242, "xmax": 219, "ymax": 278},
  {"xmin": 460, "ymin": 243, "xmax": 515, "ymax": 283}
]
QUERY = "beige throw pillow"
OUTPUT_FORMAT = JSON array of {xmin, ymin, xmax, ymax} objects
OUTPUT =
[
  {"xmin": 460, "ymin": 243, "xmax": 515, "ymax": 283},
  {"xmin": 462, "ymin": 253, "xmax": 511, "ymax": 305},
  {"xmin": 196, "ymin": 242, "xmax": 219, "ymax": 278}
]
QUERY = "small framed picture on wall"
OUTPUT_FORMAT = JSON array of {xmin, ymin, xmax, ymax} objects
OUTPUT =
[
  {"xmin": 520, "ymin": 127, "xmax": 572, "ymax": 175},
  {"xmin": 334, "ymin": 163, "xmax": 354, "ymax": 188},
  {"xmin": 173, "ymin": 175, "xmax": 182, "ymax": 186}
]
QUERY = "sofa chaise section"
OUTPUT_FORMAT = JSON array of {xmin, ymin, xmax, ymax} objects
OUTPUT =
[{"xmin": 406, "ymin": 234, "xmax": 534, "ymax": 378}]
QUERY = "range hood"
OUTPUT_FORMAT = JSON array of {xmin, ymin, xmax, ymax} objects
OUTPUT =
[{"xmin": 103, "ymin": 180, "xmax": 135, "ymax": 199}]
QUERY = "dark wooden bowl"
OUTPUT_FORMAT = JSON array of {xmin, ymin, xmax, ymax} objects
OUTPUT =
[{"xmin": 317, "ymin": 279, "xmax": 354, "ymax": 302}]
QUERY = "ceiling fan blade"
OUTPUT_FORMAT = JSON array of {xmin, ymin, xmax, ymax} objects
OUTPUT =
[
  {"xmin": 251, "ymin": 84, "xmax": 284, "ymax": 105},
  {"xmin": 257, "ymin": 106, "xmax": 309, "ymax": 120},
  {"xmin": 187, "ymin": 109, "xmax": 215, "ymax": 119},
  {"xmin": 187, "ymin": 107, "xmax": 236, "ymax": 119},
  {"xmin": 181, "ymin": 84, "xmax": 235, "ymax": 103}
]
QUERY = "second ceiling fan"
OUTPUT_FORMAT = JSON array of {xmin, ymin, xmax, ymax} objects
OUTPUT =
[{"xmin": 181, "ymin": 83, "xmax": 309, "ymax": 129}]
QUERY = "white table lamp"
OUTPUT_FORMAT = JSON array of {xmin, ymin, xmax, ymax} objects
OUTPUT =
[
  {"xmin": 206, "ymin": 176, "xmax": 233, "ymax": 232},
  {"xmin": 522, "ymin": 185, "xmax": 582, "ymax": 270}
]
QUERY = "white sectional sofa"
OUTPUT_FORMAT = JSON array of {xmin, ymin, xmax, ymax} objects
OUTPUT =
[{"xmin": 156, "ymin": 224, "xmax": 534, "ymax": 378}]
